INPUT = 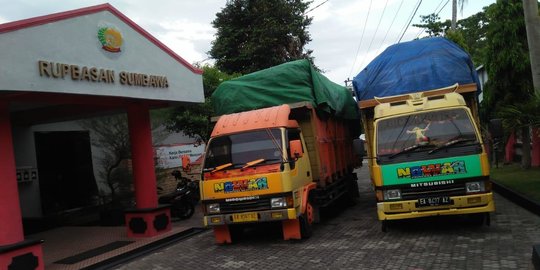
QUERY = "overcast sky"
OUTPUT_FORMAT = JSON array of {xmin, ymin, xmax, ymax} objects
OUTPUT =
[{"xmin": 0, "ymin": 0, "xmax": 495, "ymax": 85}]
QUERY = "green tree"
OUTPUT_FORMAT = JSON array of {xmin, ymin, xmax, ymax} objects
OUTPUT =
[
  {"xmin": 166, "ymin": 65, "xmax": 240, "ymax": 143},
  {"xmin": 415, "ymin": 8, "xmax": 489, "ymax": 65},
  {"xmin": 483, "ymin": 0, "xmax": 533, "ymax": 117},
  {"xmin": 457, "ymin": 8, "xmax": 489, "ymax": 65},
  {"xmin": 483, "ymin": 0, "xmax": 534, "ymax": 168},
  {"xmin": 413, "ymin": 14, "xmax": 450, "ymax": 37},
  {"xmin": 497, "ymin": 93, "xmax": 540, "ymax": 168},
  {"xmin": 445, "ymin": 29, "xmax": 469, "ymax": 51},
  {"xmin": 209, "ymin": 0, "xmax": 313, "ymax": 74},
  {"xmin": 80, "ymin": 115, "xmax": 131, "ymax": 206},
  {"xmin": 81, "ymin": 112, "xmax": 168, "ymax": 207}
]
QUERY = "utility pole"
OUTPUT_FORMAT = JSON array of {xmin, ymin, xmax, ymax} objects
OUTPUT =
[
  {"xmin": 523, "ymin": 0, "xmax": 540, "ymax": 93},
  {"xmin": 451, "ymin": 0, "xmax": 457, "ymax": 30},
  {"xmin": 523, "ymin": 0, "xmax": 540, "ymax": 168}
]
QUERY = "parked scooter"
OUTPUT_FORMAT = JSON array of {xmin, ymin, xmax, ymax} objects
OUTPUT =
[{"xmin": 158, "ymin": 169, "xmax": 200, "ymax": 219}]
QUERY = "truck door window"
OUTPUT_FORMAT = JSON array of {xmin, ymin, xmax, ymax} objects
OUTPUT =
[{"xmin": 286, "ymin": 129, "xmax": 302, "ymax": 169}]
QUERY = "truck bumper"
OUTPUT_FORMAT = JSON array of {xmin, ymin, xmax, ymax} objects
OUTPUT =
[
  {"xmin": 377, "ymin": 192, "xmax": 495, "ymax": 221},
  {"xmin": 204, "ymin": 208, "xmax": 297, "ymax": 227}
]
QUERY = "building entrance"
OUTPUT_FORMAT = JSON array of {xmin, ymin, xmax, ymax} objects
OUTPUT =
[{"xmin": 35, "ymin": 131, "xmax": 98, "ymax": 215}]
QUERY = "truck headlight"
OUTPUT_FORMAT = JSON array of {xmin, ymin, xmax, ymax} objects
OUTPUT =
[
  {"xmin": 466, "ymin": 181, "xmax": 485, "ymax": 193},
  {"xmin": 383, "ymin": 189, "xmax": 402, "ymax": 200},
  {"xmin": 271, "ymin": 197, "xmax": 287, "ymax": 208},
  {"xmin": 206, "ymin": 203, "xmax": 220, "ymax": 213}
]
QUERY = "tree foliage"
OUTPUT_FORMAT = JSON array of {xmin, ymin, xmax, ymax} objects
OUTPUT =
[
  {"xmin": 413, "ymin": 14, "xmax": 450, "ymax": 37},
  {"xmin": 445, "ymin": 29, "xmax": 469, "ymax": 52},
  {"xmin": 166, "ymin": 65, "xmax": 240, "ymax": 143},
  {"xmin": 80, "ymin": 115, "xmax": 132, "ymax": 205},
  {"xmin": 481, "ymin": 0, "xmax": 535, "ymax": 169},
  {"xmin": 209, "ymin": 0, "xmax": 313, "ymax": 74},
  {"xmin": 81, "ymin": 112, "xmax": 168, "ymax": 206},
  {"xmin": 457, "ymin": 9, "xmax": 489, "ymax": 65},
  {"xmin": 415, "ymin": 7, "xmax": 489, "ymax": 65},
  {"xmin": 482, "ymin": 0, "xmax": 533, "ymax": 120}
]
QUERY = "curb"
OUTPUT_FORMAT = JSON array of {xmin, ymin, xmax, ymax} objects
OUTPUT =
[
  {"xmin": 81, "ymin": 227, "xmax": 208, "ymax": 270},
  {"xmin": 491, "ymin": 180, "xmax": 540, "ymax": 216}
]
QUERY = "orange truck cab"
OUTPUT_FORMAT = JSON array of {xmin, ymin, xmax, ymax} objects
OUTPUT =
[{"xmin": 200, "ymin": 103, "xmax": 361, "ymax": 243}]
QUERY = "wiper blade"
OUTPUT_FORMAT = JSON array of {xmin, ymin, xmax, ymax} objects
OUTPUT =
[
  {"xmin": 211, "ymin": 163, "xmax": 233, "ymax": 173},
  {"xmin": 242, "ymin": 158, "xmax": 282, "ymax": 169},
  {"xmin": 428, "ymin": 138, "xmax": 478, "ymax": 154},
  {"xmin": 389, "ymin": 144, "xmax": 425, "ymax": 159},
  {"xmin": 242, "ymin": 159, "xmax": 265, "ymax": 169}
]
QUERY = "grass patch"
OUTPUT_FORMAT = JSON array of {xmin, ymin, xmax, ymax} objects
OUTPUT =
[{"xmin": 491, "ymin": 163, "xmax": 540, "ymax": 203}]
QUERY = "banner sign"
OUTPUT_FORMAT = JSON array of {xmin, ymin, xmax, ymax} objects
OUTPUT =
[{"xmin": 154, "ymin": 143, "xmax": 205, "ymax": 169}]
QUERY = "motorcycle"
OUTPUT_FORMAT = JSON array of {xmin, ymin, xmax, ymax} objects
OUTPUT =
[{"xmin": 158, "ymin": 170, "xmax": 200, "ymax": 219}]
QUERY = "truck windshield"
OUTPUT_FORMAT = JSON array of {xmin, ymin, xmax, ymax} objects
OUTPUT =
[
  {"xmin": 203, "ymin": 129, "xmax": 283, "ymax": 172},
  {"xmin": 376, "ymin": 108, "xmax": 480, "ymax": 164}
]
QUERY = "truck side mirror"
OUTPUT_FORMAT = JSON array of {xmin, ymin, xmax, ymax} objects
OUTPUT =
[
  {"xmin": 353, "ymin": 138, "xmax": 365, "ymax": 157},
  {"xmin": 181, "ymin": 154, "xmax": 191, "ymax": 172},
  {"xmin": 489, "ymin": 119, "xmax": 503, "ymax": 140},
  {"xmin": 289, "ymin": 140, "xmax": 303, "ymax": 159}
]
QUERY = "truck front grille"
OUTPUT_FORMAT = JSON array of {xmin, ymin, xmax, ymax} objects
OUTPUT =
[
  {"xmin": 401, "ymin": 182, "xmax": 466, "ymax": 200},
  {"xmin": 219, "ymin": 198, "xmax": 271, "ymax": 214}
]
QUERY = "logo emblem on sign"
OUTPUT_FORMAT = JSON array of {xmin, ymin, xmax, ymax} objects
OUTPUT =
[{"xmin": 98, "ymin": 26, "xmax": 123, "ymax": 52}]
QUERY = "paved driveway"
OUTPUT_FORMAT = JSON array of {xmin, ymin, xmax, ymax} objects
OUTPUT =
[{"xmin": 115, "ymin": 167, "xmax": 540, "ymax": 270}]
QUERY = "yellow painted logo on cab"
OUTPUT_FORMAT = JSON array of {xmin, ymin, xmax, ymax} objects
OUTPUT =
[
  {"xmin": 214, "ymin": 177, "xmax": 268, "ymax": 193},
  {"xmin": 203, "ymin": 173, "xmax": 283, "ymax": 199}
]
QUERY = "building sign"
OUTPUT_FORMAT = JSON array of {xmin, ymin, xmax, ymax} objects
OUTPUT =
[
  {"xmin": 37, "ymin": 60, "xmax": 169, "ymax": 88},
  {"xmin": 154, "ymin": 143, "xmax": 205, "ymax": 169}
]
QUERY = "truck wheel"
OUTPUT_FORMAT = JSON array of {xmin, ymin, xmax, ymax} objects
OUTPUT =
[
  {"xmin": 299, "ymin": 214, "xmax": 312, "ymax": 239},
  {"xmin": 485, "ymin": 213, "xmax": 491, "ymax": 226},
  {"xmin": 229, "ymin": 225, "xmax": 244, "ymax": 242},
  {"xmin": 381, "ymin": 220, "xmax": 388, "ymax": 232},
  {"xmin": 469, "ymin": 213, "xmax": 485, "ymax": 226},
  {"xmin": 300, "ymin": 202, "xmax": 314, "ymax": 239}
]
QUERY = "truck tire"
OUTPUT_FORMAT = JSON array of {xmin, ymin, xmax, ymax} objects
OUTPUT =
[
  {"xmin": 229, "ymin": 225, "xmax": 244, "ymax": 242},
  {"xmin": 469, "ymin": 213, "xmax": 485, "ymax": 226},
  {"xmin": 381, "ymin": 220, "xmax": 388, "ymax": 232},
  {"xmin": 299, "ymin": 214, "xmax": 312, "ymax": 239},
  {"xmin": 300, "ymin": 202, "xmax": 314, "ymax": 239}
]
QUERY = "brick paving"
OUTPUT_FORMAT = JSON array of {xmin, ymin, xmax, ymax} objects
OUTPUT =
[{"xmin": 114, "ymin": 167, "xmax": 540, "ymax": 270}]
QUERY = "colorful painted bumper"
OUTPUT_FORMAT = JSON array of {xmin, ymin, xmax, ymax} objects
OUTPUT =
[
  {"xmin": 204, "ymin": 208, "xmax": 297, "ymax": 226},
  {"xmin": 377, "ymin": 192, "xmax": 495, "ymax": 220}
]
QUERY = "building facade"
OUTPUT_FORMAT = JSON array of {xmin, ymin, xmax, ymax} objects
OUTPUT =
[{"xmin": 0, "ymin": 4, "xmax": 203, "ymax": 269}]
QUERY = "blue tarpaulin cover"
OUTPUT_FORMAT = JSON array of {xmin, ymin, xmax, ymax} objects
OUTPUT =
[{"xmin": 352, "ymin": 37, "xmax": 480, "ymax": 101}]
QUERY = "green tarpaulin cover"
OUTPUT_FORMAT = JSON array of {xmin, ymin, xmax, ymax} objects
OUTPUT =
[{"xmin": 212, "ymin": 59, "xmax": 359, "ymax": 119}]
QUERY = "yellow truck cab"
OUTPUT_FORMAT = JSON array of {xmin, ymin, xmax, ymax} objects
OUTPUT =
[
  {"xmin": 360, "ymin": 84, "xmax": 495, "ymax": 230},
  {"xmin": 200, "ymin": 102, "xmax": 360, "ymax": 243}
]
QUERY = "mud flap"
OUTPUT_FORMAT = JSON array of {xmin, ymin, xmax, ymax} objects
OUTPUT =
[
  {"xmin": 282, "ymin": 219, "xmax": 301, "ymax": 240},
  {"xmin": 213, "ymin": 225, "xmax": 232, "ymax": 244}
]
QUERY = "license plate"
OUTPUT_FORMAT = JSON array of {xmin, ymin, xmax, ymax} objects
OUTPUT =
[
  {"xmin": 417, "ymin": 196, "xmax": 452, "ymax": 207},
  {"xmin": 232, "ymin": 212, "xmax": 258, "ymax": 222}
]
